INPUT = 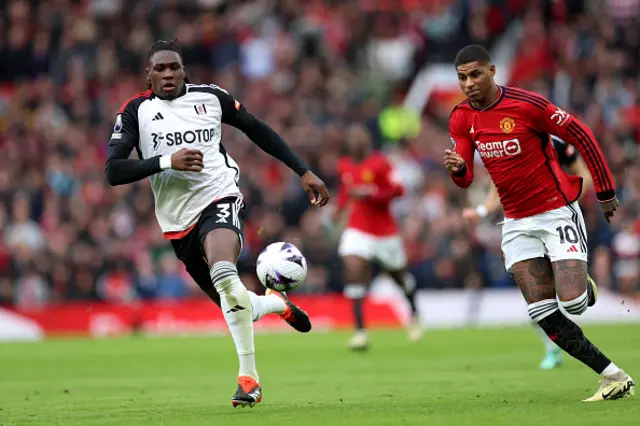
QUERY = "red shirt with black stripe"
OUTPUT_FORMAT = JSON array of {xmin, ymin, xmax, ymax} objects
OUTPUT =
[{"xmin": 448, "ymin": 86, "xmax": 615, "ymax": 219}]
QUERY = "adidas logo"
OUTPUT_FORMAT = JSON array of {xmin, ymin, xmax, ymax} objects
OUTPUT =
[
  {"xmin": 247, "ymin": 389, "xmax": 261, "ymax": 400},
  {"xmin": 567, "ymin": 245, "xmax": 579, "ymax": 253},
  {"xmin": 226, "ymin": 305, "xmax": 246, "ymax": 313},
  {"xmin": 152, "ymin": 112, "xmax": 164, "ymax": 121}
]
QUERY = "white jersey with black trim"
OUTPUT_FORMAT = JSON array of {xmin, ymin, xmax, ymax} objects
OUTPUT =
[
  {"xmin": 116, "ymin": 84, "xmax": 242, "ymax": 234},
  {"xmin": 107, "ymin": 83, "xmax": 310, "ymax": 236}
]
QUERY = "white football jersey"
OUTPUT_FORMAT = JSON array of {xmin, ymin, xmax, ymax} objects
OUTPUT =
[{"xmin": 109, "ymin": 84, "xmax": 243, "ymax": 234}]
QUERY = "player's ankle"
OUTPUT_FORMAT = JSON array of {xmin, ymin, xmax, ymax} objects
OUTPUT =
[
  {"xmin": 600, "ymin": 362, "xmax": 622, "ymax": 379},
  {"xmin": 266, "ymin": 292, "xmax": 288, "ymax": 315},
  {"xmin": 604, "ymin": 371, "xmax": 627, "ymax": 381},
  {"xmin": 239, "ymin": 373, "xmax": 259, "ymax": 382}
]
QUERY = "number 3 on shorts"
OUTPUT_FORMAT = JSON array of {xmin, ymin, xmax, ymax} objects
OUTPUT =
[
  {"xmin": 556, "ymin": 225, "xmax": 579, "ymax": 244},
  {"xmin": 216, "ymin": 203, "xmax": 231, "ymax": 224}
]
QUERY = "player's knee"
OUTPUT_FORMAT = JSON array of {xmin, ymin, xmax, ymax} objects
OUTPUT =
[
  {"xmin": 527, "ymin": 299, "xmax": 559, "ymax": 323},
  {"xmin": 558, "ymin": 289, "xmax": 588, "ymax": 316},
  {"xmin": 344, "ymin": 284, "xmax": 366, "ymax": 299}
]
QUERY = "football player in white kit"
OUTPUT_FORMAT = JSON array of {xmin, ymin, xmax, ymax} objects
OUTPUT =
[{"xmin": 105, "ymin": 40, "xmax": 330, "ymax": 407}]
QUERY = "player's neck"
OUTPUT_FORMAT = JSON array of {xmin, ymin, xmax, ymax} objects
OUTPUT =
[{"xmin": 471, "ymin": 85, "xmax": 501, "ymax": 110}]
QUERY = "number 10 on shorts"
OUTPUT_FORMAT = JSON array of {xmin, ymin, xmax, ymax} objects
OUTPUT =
[{"xmin": 556, "ymin": 225, "xmax": 579, "ymax": 244}]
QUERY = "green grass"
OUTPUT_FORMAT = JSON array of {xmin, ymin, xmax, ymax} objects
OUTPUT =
[{"xmin": 1, "ymin": 325, "xmax": 638, "ymax": 426}]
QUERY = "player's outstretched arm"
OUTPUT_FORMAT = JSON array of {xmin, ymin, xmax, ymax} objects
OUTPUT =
[
  {"xmin": 526, "ymin": 94, "xmax": 617, "ymax": 221},
  {"xmin": 214, "ymin": 86, "xmax": 330, "ymax": 206}
]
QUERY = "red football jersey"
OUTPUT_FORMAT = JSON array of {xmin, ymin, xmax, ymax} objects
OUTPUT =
[
  {"xmin": 449, "ymin": 86, "xmax": 615, "ymax": 219},
  {"xmin": 336, "ymin": 152, "xmax": 404, "ymax": 236}
]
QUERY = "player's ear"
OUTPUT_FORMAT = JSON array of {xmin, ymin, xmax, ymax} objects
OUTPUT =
[{"xmin": 489, "ymin": 64, "xmax": 496, "ymax": 77}]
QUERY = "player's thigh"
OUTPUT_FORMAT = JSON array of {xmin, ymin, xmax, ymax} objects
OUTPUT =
[
  {"xmin": 501, "ymin": 219, "xmax": 554, "ymax": 303},
  {"xmin": 338, "ymin": 229, "xmax": 375, "ymax": 260},
  {"xmin": 199, "ymin": 197, "xmax": 245, "ymax": 267},
  {"xmin": 537, "ymin": 202, "xmax": 589, "ymax": 301},
  {"xmin": 338, "ymin": 228, "xmax": 375, "ymax": 279},
  {"xmin": 551, "ymin": 259, "xmax": 589, "ymax": 302},
  {"xmin": 170, "ymin": 237, "xmax": 221, "ymax": 306},
  {"xmin": 341, "ymin": 255, "xmax": 371, "ymax": 283},
  {"xmin": 374, "ymin": 235, "xmax": 407, "ymax": 273},
  {"xmin": 511, "ymin": 257, "xmax": 557, "ymax": 303},
  {"xmin": 501, "ymin": 218, "xmax": 546, "ymax": 275}
]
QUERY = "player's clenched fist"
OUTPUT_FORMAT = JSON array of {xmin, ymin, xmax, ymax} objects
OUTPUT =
[
  {"xmin": 444, "ymin": 149, "xmax": 465, "ymax": 173},
  {"xmin": 170, "ymin": 148, "xmax": 204, "ymax": 171}
]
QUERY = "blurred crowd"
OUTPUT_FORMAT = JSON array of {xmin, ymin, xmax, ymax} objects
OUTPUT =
[{"xmin": 0, "ymin": 0, "xmax": 637, "ymax": 308}]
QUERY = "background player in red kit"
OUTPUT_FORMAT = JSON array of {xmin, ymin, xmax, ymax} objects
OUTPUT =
[
  {"xmin": 444, "ymin": 45, "xmax": 634, "ymax": 402},
  {"xmin": 335, "ymin": 124, "xmax": 421, "ymax": 351}
]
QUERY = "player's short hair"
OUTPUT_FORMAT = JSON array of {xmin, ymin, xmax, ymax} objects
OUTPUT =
[
  {"xmin": 147, "ymin": 38, "xmax": 184, "ymax": 61},
  {"xmin": 454, "ymin": 45, "xmax": 492, "ymax": 67},
  {"xmin": 146, "ymin": 38, "xmax": 190, "ymax": 88}
]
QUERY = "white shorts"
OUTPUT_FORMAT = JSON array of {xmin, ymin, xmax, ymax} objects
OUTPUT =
[
  {"xmin": 502, "ymin": 202, "xmax": 588, "ymax": 272},
  {"xmin": 338, "ymin": 228, "xmax": 407, "ymax": 271}
]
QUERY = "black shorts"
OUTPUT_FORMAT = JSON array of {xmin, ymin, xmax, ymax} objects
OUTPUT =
[{"xmin": 170, "ymin": 196, "xmax": 246, "ymax": 292}]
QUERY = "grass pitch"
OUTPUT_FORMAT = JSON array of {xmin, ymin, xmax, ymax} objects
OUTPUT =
[{"xmin": 1, "ymin": 324, "xmax": 638, "ymax": 426}]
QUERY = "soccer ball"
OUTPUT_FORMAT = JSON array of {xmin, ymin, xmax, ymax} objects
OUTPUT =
[{"xmin": 256, "ymin": 242, "xmax": 307, "ymax": 292}]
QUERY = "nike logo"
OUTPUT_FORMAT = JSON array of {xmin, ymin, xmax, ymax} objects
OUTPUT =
[{"xmin": 602, "ymin": 388, "xmax": 618, "ymax": 399}]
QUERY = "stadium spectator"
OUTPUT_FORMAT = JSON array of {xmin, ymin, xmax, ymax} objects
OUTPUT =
[{"xmin": 0, "ymin": 0, "xmax": 637, "ymax": 307}]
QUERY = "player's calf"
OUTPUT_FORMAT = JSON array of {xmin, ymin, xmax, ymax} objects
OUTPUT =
[
  {"xmin": 344, "ymin": 283, "xmax": 367, "ymax": 332},
  {"xmin": 515, "ymin": 259, "xmax": 627, "ymax": 392},
  {"xmin": 387, "ymin": 269, "xmax": 422, "ymax": 343},
  {"xmin": 342, "ymin": 255, "xmax": 370, "ymax": 334},
  {"xmin": 205, "ymin": 228, "xmax": 259, "ymax": 385},
  {"xmin": 387, "ymin": 269, "xmax": 418, "ymax": 315}
]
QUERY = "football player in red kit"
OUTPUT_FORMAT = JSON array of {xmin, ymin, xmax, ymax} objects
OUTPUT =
[
  {"xmin": 445, "ymin": 45, "xmax": 634, "ymax": 401},
  {"xmin": 463, "ymin": 136, "xmax": 593, "ymax": 370},
  {"xmin": 335, "ymin": 124, "xmax": 421, "ymax": 350}
]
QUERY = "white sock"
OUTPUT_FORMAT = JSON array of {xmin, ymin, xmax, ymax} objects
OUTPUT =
[
  {"xmin": 248, "ymin": 291, "xmax": 287, "ymax": 321},
  {"xmin": 533, "ymin": 322, "xmax": 558, "ymax": 353},
  {"xmin": 210, "ymin": 261, "xmax": 258, "ymax": 381},
  {"xmin": 600, "ymin": 362, "xmax": 622, "ymax": 378},
  {"xmin": 559, "ymin": 290, "xmax": 589, "ymax": 316}
]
